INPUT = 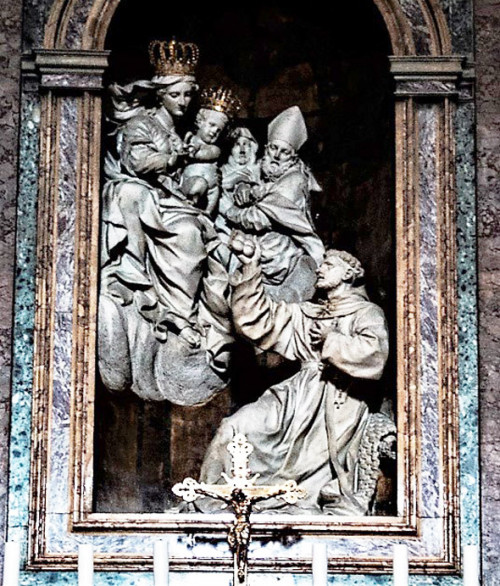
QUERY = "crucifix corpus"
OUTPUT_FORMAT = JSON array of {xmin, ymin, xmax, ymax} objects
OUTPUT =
[{"xmin": 172, "ymin": 433, "xmax": 307, "ymax": 585}]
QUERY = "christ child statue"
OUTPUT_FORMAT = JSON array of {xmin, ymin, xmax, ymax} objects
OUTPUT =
[{"xmin": 181, "ymin": 87, "xmax": 241, "ymax": 216}]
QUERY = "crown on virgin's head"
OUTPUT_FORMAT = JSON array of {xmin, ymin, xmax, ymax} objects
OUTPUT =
[
  {"xmin": 149, "ymin": 39, "xmax": 199, "ymax": 77},
  {"xmin": 200, "ymin": 87, "xmax": 242, "ymax": 119}
]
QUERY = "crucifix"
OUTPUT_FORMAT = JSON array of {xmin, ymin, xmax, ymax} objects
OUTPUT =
[{"xmin": 172, "ymin": 433, "xmax": 307, "ymax": 585}]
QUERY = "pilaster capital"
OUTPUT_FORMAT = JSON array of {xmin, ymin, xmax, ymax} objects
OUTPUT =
[
  {"xmin": 22, "ymin": 49, "xmax": 110, "ymax": 91},
  {"xmin": 390, "ymin": 56, "xmax": 472, "ymax": 98}
]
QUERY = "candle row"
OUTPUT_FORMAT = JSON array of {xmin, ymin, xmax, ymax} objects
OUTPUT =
[
  {"xmin": 1, "ymin": 543, "xmax": 170, "ymax": 586},
  {"xmin": 2, "ymin": 542, "xmax": 480, "ymax": 584},
  {"xmin": 76, "ymin": 542, "xmax": 170, "ymax": 586},
  {"xmin": 390, "ymin": 544, "xmax": 480, "ymax": 586}
]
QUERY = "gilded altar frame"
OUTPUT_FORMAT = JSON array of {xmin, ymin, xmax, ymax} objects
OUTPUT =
[{"xmin": 24, "ymin": 0, "xmax": 473, "ymax": 576}]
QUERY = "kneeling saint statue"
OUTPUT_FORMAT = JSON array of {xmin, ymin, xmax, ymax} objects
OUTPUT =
[{"xmin": 199, "ymin": 235, "xmax": 395, "ymax": 515}]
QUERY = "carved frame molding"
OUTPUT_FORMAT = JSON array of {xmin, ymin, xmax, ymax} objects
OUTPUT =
[{"xmin": 24, "ymin": 0, "xmax": 467, "ymax": 575}]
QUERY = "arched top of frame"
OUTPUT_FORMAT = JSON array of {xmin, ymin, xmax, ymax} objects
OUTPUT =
[{"xmin": 44, "ymin": 0, "xmax": 452, "ymax": 56}]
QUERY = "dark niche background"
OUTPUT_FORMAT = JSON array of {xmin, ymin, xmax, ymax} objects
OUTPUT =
[{"xmin": 94, "ymin": 0, "xmax": 396, "ymax": 514}]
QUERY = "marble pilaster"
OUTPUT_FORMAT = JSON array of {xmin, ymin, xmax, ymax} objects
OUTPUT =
[{"xmin": 0, "ymin": 0, "xmax": 23, "ymax": 576}]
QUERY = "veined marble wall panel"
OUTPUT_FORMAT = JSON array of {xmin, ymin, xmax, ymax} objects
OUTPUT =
[
  {"xmin": 418, "ymin": 104, "xmax": 442, "ymax": 523},
  {"xmin": 455, "ymin": 100, "xmax": 480, "ymax": 550},
  {"xmin": 22, "ymin": 0, "xmax": 53, "ymax": 51},
  {"xmin": 6, "ymin": 90, "xmax": 40, "ymax": 563},
  {"xmin": 476, "ymin": 0, "xmax": 500, "ymax": 581},
  {"xmin": 0, "ymin": 0, "xmax": 23, "ymax": 576},
  {"xmin": 46, "ymin": 97, "xmax": 77, "ymax": 521},
  {"xmin": 398, "ymin": 0, "xmax": 433, "ymax": 53},
  {"xmin": 440, "ymin": 0, "xmax": 474, "ymax": 57}
]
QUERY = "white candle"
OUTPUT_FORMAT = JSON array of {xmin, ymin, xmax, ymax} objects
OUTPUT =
[
  {"xmin": 2, "ymin": 542, "xmax": 21, "ymax": 586},
  {"xmin": 393, "ymin": 544, "xmax": 409, "ymax": 586},
  {"xmin": 312, "ymin": 543, "xmax": 328, "ymax": 586},
  {"xmin": 463, "ymin": 545, "xmax": 480, "ymax": 585},
  {"xmin": 154, "ymin": 540, "xmax": 169, "ymax": 586},
  {"xmin": 78, "ymin": 544, "xmax": 94, "ymax": 586}
]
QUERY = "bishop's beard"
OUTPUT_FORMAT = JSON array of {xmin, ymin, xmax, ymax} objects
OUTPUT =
[{"xmin": 261, "ymin": 153, "xmax": 296, "ymax": 181}]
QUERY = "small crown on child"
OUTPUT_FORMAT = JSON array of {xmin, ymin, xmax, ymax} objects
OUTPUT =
[
  {"xmin": 200, "ymin": 87, "xmax": 242, "ymax": 119},
  {"xmin": 149, "ymin": 39, "xmax": 199, "ymax": 77}
]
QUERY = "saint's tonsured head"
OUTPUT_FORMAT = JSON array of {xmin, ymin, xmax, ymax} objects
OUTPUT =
[{"xmin": 316, "ymin": 250, "xmax": 365, "ymax": 290}]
